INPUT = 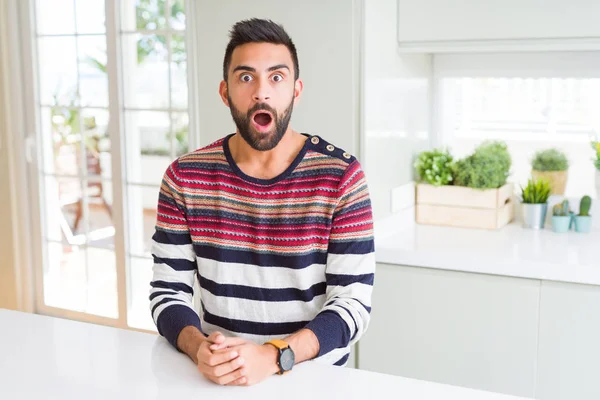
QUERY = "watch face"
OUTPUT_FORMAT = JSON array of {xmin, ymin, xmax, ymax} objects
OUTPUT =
[{"xmin": 280, "ymin": 348, "xmax": 295, "ymax": 371}]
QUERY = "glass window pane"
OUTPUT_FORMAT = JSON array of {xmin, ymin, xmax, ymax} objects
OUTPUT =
[
  {"xmin": 85, "ymin": 178, "xmax": 115, "ymax": 249},
  {"xmin": 169, "ymin": 0, "xmax": 185, "ymax": 30},
  {"xmin": 126, "ymin": 184, "xmax": 159, "ymax": 258},
  {"xmin": 38, "ymin": 37, "xmax": 78, "ymax": 106},
  {"xmin": 128, "ymin": 256, "xmax": 157, "ymax": 331},
  {"xmin": 36, "ymin": 0, "xmax": 75, "ymax": 35},
  {"xmin": 43, "ymin": 107, "xmax": 110, "ymax": 179},
  {"xmin": 41, "ymin": 106, "xmax": 82, "ymax": 176},
  {"xmin": 172, "ymin": 112, "xmax": 189, "ymax": 156},
  {"xmin": 78, "ymin": 37, "xmax": 109, "ymax": 108},
  {"xmin": 44, "ymin": 241, "xmax": 86, "ymax": 312},
  {"xmin": 125, "ymin": 111, "xmax": 172, "ymax": 185},
  {"xmin": 82, "ymin": 109, "xmax": 111, "ymax": 179},
  {"xmin": 75, "ymin": 0, "xmax": 106, "ymax": 34},
  {"xmin": 43, "ymin": 242, "xmax": 118, "ymax": 319},
  {"xmin": 121, "ymin": 0, "xmax": 167, "ymax": 31},
  {"xmin": 86, "ymin": 247, "xmax": 118, "ymax": 318},
  {"xmin": 43, "ymin": 175, "xmax": 113, "ymax": 248},
  {"xmin": 43, "ymin": 176, "xmax": 84, "ymax": 244},
  {"xmin": 122, "ymin": 34, "xmax": 169, "ymax": 108},
  {"xmin": 43, "ymin": 243, "xmax": 118, "ymax": 319},
  {"xmin": 171, "ymin": 34, "xmax": 187, "ymax": 109}
]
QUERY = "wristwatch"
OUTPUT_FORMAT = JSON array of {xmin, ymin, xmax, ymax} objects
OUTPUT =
[{"xmin": 265, "ymin": 339, "xmax": 295, "ymax": 375}]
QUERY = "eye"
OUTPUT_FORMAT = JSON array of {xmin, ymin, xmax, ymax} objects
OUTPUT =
[
  {"xmin": 240, "ymin": 74, "xmax": 253, "ymax": 82},
  {"xmin": 272, "ymin": 73, "xmax": 284, "ymax": 82}
]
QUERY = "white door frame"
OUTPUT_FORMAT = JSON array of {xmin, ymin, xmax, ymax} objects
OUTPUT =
[{"xmin": 0, "ymin": 0, "xmax": 35, "ymax": 313}]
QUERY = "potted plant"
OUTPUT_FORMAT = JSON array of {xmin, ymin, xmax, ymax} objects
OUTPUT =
[
  {"xmin": 551, "ymin": 199, "xmax": 571, "ymax": 233},
  {"xmin": 413, "ymin": 147, "xmax": 454, "ymax": 186},
  {"xmin": 574, "ymin": 195, "xmax": 592, "ymax": 233},
  {"xmin": 452, "ymin": 140, "xmax": 512, "ymax": 189},
  {"xmin": 531, "ymin": 148, "xmax": 569, "ymax": 195},
  {"xmin": 520, "ymin": 178, "xmax": 551, "ymax": 229},
  {"xmin": 414, "ymin": 141, "xmax": 514, "ymax": 230}
]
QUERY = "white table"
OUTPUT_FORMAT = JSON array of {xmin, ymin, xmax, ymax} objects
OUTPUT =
[{"xmin": 0, "ymin": 309, "xmax": 532, "ymax": 399}]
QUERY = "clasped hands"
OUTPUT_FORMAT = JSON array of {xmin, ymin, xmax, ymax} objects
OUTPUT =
[{"xmin": 196, "ymin": 331, "xmax": 280, "ymax": 386}]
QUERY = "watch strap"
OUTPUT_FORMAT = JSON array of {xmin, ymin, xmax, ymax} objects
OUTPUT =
[
  {"xmin": 265, "ymin": 339, "xmax": 289, "ymax": 350},
  {"xmin": 265, "ymin": 339, "xmax": 291, "ymax": 375}
]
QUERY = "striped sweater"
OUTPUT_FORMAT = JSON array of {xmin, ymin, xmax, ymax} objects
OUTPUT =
[{"xmin": 149, "ymin": 133, "xmax": 375, "ymax": 366}]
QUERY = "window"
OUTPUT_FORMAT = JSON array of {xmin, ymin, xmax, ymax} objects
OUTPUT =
[
  {"xmin": 119, "ymin": 0, "xmax": 189, "ymax": 331},
  {"xmin": 36, "ymin": 0, "xmax": 118, "ymax": 319},
  {"xmin": 435, "ymin": 52, "xmax": 600, "ymax": 198},
  {"xmin": 32, "ymin": 0, "xmax": 189, "ymax": 331}
]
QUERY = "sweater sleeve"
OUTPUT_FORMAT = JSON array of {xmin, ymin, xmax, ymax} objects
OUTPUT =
[
  {"xmin": 149, "ymin": 160, "xmax": 201, "ymax": 349},
  {"xmin": 304, "ymin": 160, "xmax": 375, "ymax": 357}
]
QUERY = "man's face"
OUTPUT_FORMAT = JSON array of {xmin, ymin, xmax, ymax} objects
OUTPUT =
[{"xmin": 220, "ymin": 42, "xmax": 303, "ymax": 151}]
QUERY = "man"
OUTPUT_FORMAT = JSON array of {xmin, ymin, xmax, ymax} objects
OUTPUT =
[{"xmin": 149, "ymin": 18, "xmax": 375, "ymax": 387}]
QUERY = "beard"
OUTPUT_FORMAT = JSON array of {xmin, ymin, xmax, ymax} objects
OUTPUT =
[{"xmin": 228, "ymin": 94, "xmax": 294, "ymax": 151}]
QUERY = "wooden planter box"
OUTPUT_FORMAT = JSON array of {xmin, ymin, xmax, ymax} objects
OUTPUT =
[{"xmin": 415, "ymin": 183, "xmax": 515, "ymax": 230}]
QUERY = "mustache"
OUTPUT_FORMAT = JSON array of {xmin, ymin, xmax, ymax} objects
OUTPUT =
[{"xmin": 247, "ymin": 103, "xmax": 277, "ymax": 117}]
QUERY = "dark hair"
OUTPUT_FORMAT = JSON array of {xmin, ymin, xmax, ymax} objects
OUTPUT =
[{"xmin": 223, "ymin": 18, "xmax": 299, "ymax": 82}]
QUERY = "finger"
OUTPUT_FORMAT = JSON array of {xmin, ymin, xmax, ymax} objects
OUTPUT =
[
  {"xmin": 202, "ymin": 350, "xmax": 239, "ymax": 368},
  {"xmin": 226, "ymin": 375, "xmax": 248, "ymax": 386},
  {"xmin": 209, "ymin": 337, "xmax": 246, "ymax": 351},
  {"xmin": 206, "ymin": 331, "xmax": 225, "ymax": 344},
  {"xmin": 215, "ymin": 367, "xmax": 247, "ymax": 386},
  {"xmin": 196, "ymin": 342, "xmax": 213, "ymax": 365},
  {"xmin": 211, "ymin": 356, "xmax": 245, "ymax": 378},
  {"xmin": 209, "ymin": 342, "xmax": 227, "ymax": 351}
]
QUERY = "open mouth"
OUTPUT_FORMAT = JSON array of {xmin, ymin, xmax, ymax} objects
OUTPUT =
[{"xmin": 252, "ymin": 111, "xmax": 273, "ymax": 128}]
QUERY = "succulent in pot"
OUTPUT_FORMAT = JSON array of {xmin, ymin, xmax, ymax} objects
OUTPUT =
[
  {"xmin": 574, "ymin": 195, "xmax": 593, "ymax": 233},
  {"xmin": 551, "ymin": 199, "xmax": 571, "ymax": 233},
  {"xmin": 520, "ymin": 178, "xmax": 551, "ymax": 229}
]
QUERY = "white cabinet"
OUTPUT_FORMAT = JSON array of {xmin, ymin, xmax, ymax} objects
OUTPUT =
[
  {"xmin": 536, "ymin": 281, "xmax": 600, "ymax": 400},
  {"xmin": 358, "ymin": 263, "xmax": 540, "ymax": 398},
  {"xmin": 397, "ymin": 0, "xmax": 600, "ymax": 52}
]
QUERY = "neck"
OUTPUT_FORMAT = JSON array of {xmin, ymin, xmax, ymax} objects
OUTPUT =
[{"xmin": 229, "ymin": 129, "xmax": 307, "ymax": 180}]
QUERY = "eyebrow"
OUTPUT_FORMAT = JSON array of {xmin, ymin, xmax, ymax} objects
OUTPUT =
[
  {"xmin": 267, "ymin": 64, "xmax": 290, "ymax": 72},
  {"xmin": 232, "ymin": 64, "xmax": 290, "ymax": 74}
]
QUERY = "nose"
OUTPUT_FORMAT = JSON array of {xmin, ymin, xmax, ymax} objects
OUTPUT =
[{"xmin": 252, "ymin": 78, "xmax": 271, "ymax": 102}]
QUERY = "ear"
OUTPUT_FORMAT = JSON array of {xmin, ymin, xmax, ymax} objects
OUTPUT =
[
  {"xmin": 219, "ymin": 80, "xmax": 230, "ymax": 107},
  {"xmin": 293, "ymin": 79, "xmax": 303, "ymax": 105}
]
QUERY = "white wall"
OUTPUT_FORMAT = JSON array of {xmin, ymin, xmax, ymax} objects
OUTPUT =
[
  {"xmin": 363, "ymin": 0, "xmax": 432, "ymax": 221},
  {"xmin": 193, "ymin": 0, "xmax": 362, "ymax": 155}
]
